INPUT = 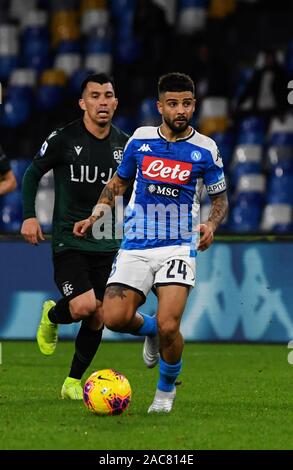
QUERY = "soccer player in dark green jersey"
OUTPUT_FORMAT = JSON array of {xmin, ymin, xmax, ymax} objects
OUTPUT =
[{"xmin": 21, "ymin": 73, "xmax": 130, "ymax": 399}]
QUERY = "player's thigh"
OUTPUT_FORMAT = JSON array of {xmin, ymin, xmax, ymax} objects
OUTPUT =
[
  {"xmin": 53, "ymin": 250, "xmax": 93, "ymax": 301},
  {"xmin": 69, "ymin": 288, "xmax": 97, "ymax": 317},
  {"xmin": 106, "ymin": 249, "xmax": 154, "ymax": 301},
  {"xmin": 88, "ymin": 251, "xmax": 117, "ymax": 302},
  {"xmin": 156, "ymin": 284, "xmax": 189, "ymax": 330},
  {"xmin": 103, "ymin": 286, "xmax": 143, "ymax": 326}
]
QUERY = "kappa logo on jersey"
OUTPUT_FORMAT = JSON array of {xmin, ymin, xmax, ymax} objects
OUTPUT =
[
  {"xmin": 147, "ymin": 184, "xmax": 180, "ymax": 198},
  {"xmin": 40, "ymin": 141, "xmax": 48, "ymax": 156},
  {"xmin": 138, "ymin": 143, "xmax": 152, "ymax": 152},
  {"xmin": 142, "ymin": 156, "xmax": 192, "ymax": 184},
  {"xmin": 62, "ymin": 282, "xmax": 73, "ymax": 297}
]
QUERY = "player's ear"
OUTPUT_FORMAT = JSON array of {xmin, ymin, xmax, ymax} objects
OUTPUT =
[
  {"xmin": 114, "ymin": 97, "xmax": 118, "ymax": 111},
  {"xmin": 157, "ymin": 100, "xmax": 163, "ymax": 116},
  {"xmin": 79, "ymin": 98, "xmax": 86, "ymax": 111}
]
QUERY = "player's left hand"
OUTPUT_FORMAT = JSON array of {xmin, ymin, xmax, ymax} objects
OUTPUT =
[{"xmin": 196, "ymin": 221, "xmax": 215, "ymax": 251}]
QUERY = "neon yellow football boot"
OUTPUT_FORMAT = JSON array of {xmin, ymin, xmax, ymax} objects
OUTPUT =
[
  {"xmin": 61, "ymin": 377, "xmax": 83, "ymax": 400},
  {"xmin": 36, "ymin": 300, "xmax": 58, "ymax": 355}
]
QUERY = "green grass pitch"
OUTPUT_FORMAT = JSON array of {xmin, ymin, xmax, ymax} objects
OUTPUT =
[{"xmin": 0, "ymin": 341, "xmax": 293, "ymax": 450}]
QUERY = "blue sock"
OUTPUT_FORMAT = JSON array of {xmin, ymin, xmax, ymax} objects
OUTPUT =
[
  {"xmin": 131, "ymin": 312, "xmax": 157, "ymax": 337},
  {"xmin": 158, "ymin": 357, "xmax": 182, "ymax": 392}
]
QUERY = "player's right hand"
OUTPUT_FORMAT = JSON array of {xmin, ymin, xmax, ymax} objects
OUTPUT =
[
  {"xmin": 73, "ymin": 218, "xmax": 94, "ymax": 237},
  {"xmin": 21, "ymin": 217, "xmax": 45, "ymax": 245}
]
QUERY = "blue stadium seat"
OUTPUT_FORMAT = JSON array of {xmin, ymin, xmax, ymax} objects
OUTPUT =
[
  {"xmin": 36, "ymin": 84, "xmax": 63, "ymax": 110},
  {"xmin": 112, "ymin": 115, "xmax": 137, "ymax": 136},
  {"xmin": 110, "ymin": 0, "xmax": 136, "ymax": 18},
  {"xmin": 0, "ymin": 55, "xmax": 18, "ymax": 80},
  {"xmin": 230, "ymin": 144, "xmax": 263, "ymax": 186},
  {"xmin": 0, "ymin": 96, "xmax": 31, "ymax": 127},
  {"xmin": 84, "ymin": 37, "xmax": 112, "ymax": 54},
  {"xmin": 56, "ymin": 40, "xmax": 81, "ymax": 54},
  {"xmin": 0, "ymin": 190, "xmax": 23, "ymax": 233},
  {"xmin": 229, "ymin": 198, "xmax": 262, "ymax": 232},
  {"xmin": 210, "ymin": 131, "xmax": 234, "ymax": 167},
  {"xmin": 261, "ymin": 203, "xmax": 292, "ymax": 232},
  {"xmin": 69, "ymin": 67, "xmax": 94, "ymax": 95},
  {"xmin": 138, "ymin": 98, "xmax": 160, "ymax": 126},
  {"xmin": 10, "ymin": 159, "xmax": 32, "ymax": 187},
  {"xmin": 267, "ymin": 168, "xmax": 293, "ymax": 205},
  {"xmin": 269, "ymin": 132, "xmax": 293, "ymax": 146}
]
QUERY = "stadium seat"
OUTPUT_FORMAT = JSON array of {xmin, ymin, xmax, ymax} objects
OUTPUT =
[
  {"xmin": 230, "ymin": 144, "xmax": 263, "ymax": 185},
  {"xmin": 56, "ymin": 40, "xmax": 81, "ymax": 54},
  {"xmin": 36, "ymin": 84, "xmax": 63, "ymax": 110},
  {"xmin": 69, "ymin": 67, "xmax": 94, "ymax": 95},
  {"xmin": 51, "ymin": 10, "xmax": 80, "ymax": 46},
  {"xmin": 209, "ymin": 0, "xmax": 236, "ymax": 18},
  {"xmin": 84, "ymin": 53, "xmax": 112, "ymax": 74},
  {"xmin": 0, "ymin": 94, "xmax": 30, "ymax": 127},
  {"xmin": 266, "ymin": 145, "xmax": 293, "ymax": 172},
  {"xmin": 0, "ymin": 189, "xmax": 23, "ymax": 233},
  {"xmin": 267, "ymin": 167, "xmax": 293, "ymax": 204},
  {"xmin": 261, "ymin": 203, "xmax": 292, "ymax": 232},
  {"xmin": 10, "ymin": 0, "xmax": 37, "ymax": 21},
  {"xmin": 229, "ymin": 197, "xmax": 263, "ymax": 233},
  {"xmin": 81, "ymin": 9, "xmax": 110, "ymax": 35},
  {"xmin": 81, "ymin": 0, "xmax": 107, "ymax": 12},
  {"xmin": 9, "ymin": 159, "xmax": 32, "ymax": 187},
  {"xmin": 210, "ymin": 131, "xmax": 234, "ymax": 167},
  {"xmin": 54, "ymin": 53, "xmax": 82, "ymax": 77},
  {"xmin": 40, "ymin": 68, "xmax": 67, "ymax": 86},
  {"xmin": 177, "ymin": 5, "xmax": 207, "ymax": 34},
  {"xmin": 199, "ymin": 97, "xmax": 229, "ymax": 135},
  {"xmin": 138, "ymin": 98, "xmax": 160, "ymax": 126},
  {"xmin": 35, "ymin": 188, "xmax": 54, "ymax": 233},
  {"xmin": 235, "ymin": 174, "xmax": 266, "ymax": 201}
]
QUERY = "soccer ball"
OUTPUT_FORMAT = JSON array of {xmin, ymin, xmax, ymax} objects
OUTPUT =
[{"xmin": 83, "ymin": 369, "xmax": 131, "ymax": 416}]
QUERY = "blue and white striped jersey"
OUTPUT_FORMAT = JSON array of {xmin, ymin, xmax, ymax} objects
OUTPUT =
[{"xmin": 117, "ymin": 126, "xmax": 226, "ymax": 253}]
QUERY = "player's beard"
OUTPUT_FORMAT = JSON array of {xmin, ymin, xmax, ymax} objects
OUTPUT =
[{"xmin": 164, "ymin": 116, "xmax": 190, "ymax": 134}]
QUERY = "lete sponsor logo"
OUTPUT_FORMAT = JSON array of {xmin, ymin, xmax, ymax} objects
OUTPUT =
[{"xmin": 142, "ymin": 156, "xmax": 192, "ymax": 184}]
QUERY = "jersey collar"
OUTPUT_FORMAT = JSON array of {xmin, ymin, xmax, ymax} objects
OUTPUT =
[{"xmin": 157, "ymin": 126, "xmax": 195, "ymax": 142}]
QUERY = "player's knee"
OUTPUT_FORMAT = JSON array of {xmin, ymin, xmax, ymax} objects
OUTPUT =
[
  {"xmin": 159, "ymin": 319, "xmax": 179, "ymax": 343},
  {"xmin": 70, "ymin": 299, "xmax": 96, "ymax": 320},
  {"xmin": 103, "ymin": 308, "xmax": 131, "ymax": 331}
]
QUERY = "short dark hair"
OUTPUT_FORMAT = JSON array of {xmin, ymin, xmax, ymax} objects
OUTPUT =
[
  {"xmin": 81, "ymin": 73, "xmax": 115, "ymax": 95},
  {"xmin": 158, "ymin": 72, "xmax": 195, "ymax": 96}
]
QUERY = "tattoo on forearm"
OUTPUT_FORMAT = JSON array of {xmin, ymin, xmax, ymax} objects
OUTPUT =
[
  {"xmin": 105, "ymin": 286, "xmax": 128, "ymax": 300},
  {"xmin": 208, "ymin": 193, "xmax": 228, "ymax": 230},
  {"xmin": 99, "ymin": 184, "xmax": 120, "ymax": 204}
]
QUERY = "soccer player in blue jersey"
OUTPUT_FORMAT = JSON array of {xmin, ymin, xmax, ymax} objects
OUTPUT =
[{"xmin": 74, "ymin": 72, "xmax": 228, "ymax": 413}]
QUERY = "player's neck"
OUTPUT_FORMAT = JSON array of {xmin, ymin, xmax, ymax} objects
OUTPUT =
[
  {"xmin": 159, "ymin": 123, "xmax": 192, "ymax": 142},
  {"xmin": 83, "ymin": 116, "xmax": 111, "ymax": 139}
]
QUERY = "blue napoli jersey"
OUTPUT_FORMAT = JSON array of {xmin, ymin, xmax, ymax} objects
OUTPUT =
[{"xmin": 117, "ymin": 126, "xmax": 226, "ymax": 253}]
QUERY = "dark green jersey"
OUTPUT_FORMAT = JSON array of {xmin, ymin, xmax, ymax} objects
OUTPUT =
[{"xmin": 22, "ymin": 118, "xmax": 129, "ymax": 253}]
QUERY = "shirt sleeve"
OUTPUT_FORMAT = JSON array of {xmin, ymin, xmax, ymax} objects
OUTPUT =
[
  {"xmin": 203, "ymin": 144, "xmax": 227, "ymax": 195},
  {"xmin": 0, "ymin": 145, "xmax": 11, "ymax": 175},
  {"xmin": 116, "ymin": 138, "xmax": 137, "ymax": 179},
  {"xmin": 33, "ymin": 129, "xmax": 62, "ymax": 173}
]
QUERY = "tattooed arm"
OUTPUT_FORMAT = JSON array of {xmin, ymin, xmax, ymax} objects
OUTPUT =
[
  {"xmin": 73, "ymin": 173, "xmax": 131, "ymax": 237},
  {"xmin": 198, "ymin": 192, "xmax": 228, "ymax": 251}
]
